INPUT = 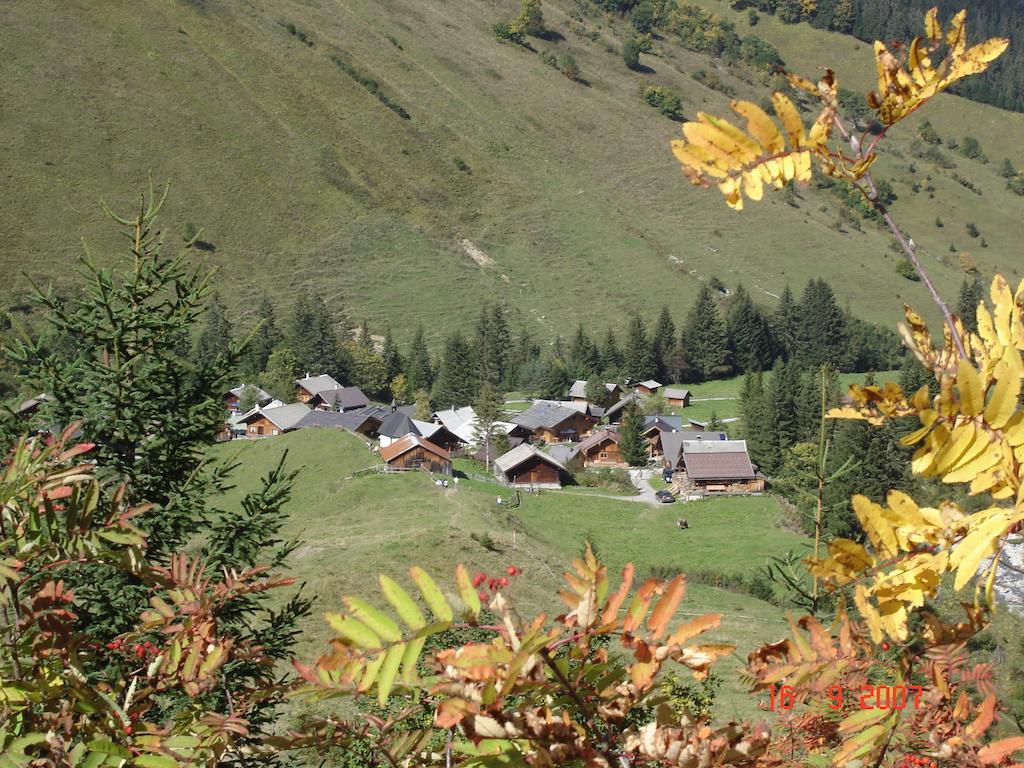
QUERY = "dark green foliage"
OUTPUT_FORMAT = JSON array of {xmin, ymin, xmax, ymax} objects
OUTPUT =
[
  {"xmin": 632, "ymin": 1, "xmax": 655, "ymax": 32},
  {"xmin": 328, "ymin": 54, "xmax": 411, "ymax": 119},
  {"xmin": 560, "ymin": 54, "xmax": 580, "ymax": 80},
  {"xmin": 538, "ymin": 355, "xmax": 572, "ymax": 400},
  {"xmin": 836, "ymin": 87, "xmax": 871, "ymax": 124},
  {"xmin": 568, "ymin": 325, "xmax": 601, "ymax": 380},
  {"xmin": 899, "ymin": 354, "xmax": 937, "ymax": 398},
  {"xmin": 748, "ymin": 9, "xmax": 760, "ymax": 25},
  {"xmin": 516, "ymin": 0, "xmax": 545, "ymax": 37},
  {"xmin": 405, "ymin": 325, "xmax": 434, "ymax": 395},
  {"xmin": 623, "ymin": 38, "xmax": 642, "ymax": 69},
  {"xmin": 1001, "ymin": 158, "xmax": 1018, "ymax": 178},
  {"xmin": 244, "ymin": 295, "xmax": 284, "ymax": 375},
  {"xmin": 624, "ymin": 314, "xmax": 657, "ymax": 381},
  {"xmin": 966, "ymin": 221, "xmax": 980, "ymax": 238},
  {"xmin": 261, "ymin": 346, "xmax": 298, "ymax": 401},
  {"xmin": 600, "ymin": 328, "xmax": 625, "ymax": 378},
  {"xmin": 1008, "ymin": 174, "xmax": 1024, "ymax": 196},
  {"xmin": 618, "ymin": 401, "xmax": 647, "ymax": 466},
  {"xmin": 651, "ymin": 306, "xmax": 677, "ymax": 381},
  {"xmin": 192, "ymin": 292, "xmax": 233, "ymax": 369},
  {"xmin": 382, "ymin": 327, "xmax": 403, "ymax": 382},
  {"xmin": 725, "ymin": 285, "xmax": 775, "ymax": 373},
  {"xmin": 739, "ymin": 371, "xmax": 771, "ymax": 471},
  {"xmin": 642, "ymin": 85, "xmax": 682, "ymax": 118},
  {"xmin": 682, "ymin": 284, "xmax": 731, "ymax": 380},
  {"xmin": 472, "ymin": 382, "xmax": 508, "ymax": 468},
  {"xmin": 656, "ymin": 1, "xmax": 782, "ymax": 71},
  {"xmin": 917, "ymin": 119, "xmax": 942, "ymax": 145},
  {"xmin": 692, "ymin": 70, "xmax": 737, "ymax": 97},
  {"xmin": 761, "ymin": 360, "xmax": 801, "ymax": 474},
  {"xmin": 793, "ymin": 278, "xmax": 850, "ymax": 370},
  {"xmin": 960, "ymin": 135, "xmax": 985, "ymax": 160},
  {"xmin": 957, "ymin": 276, "xmax": 986, "ymax": 333},
  {"xmin": 288, "ymin": 291, "xmax": 346, "ymax": 382},
  {"xmin": 772, "ymin": 285, "xmax": 799, "ymax": 362},
  {"xmin": 845, "ymin": 315, "xmax": 904, "ymax": 372},
  {"xmin": 493, "ymin": 21, "xmax": 526, "ymax": 45},
  {"xmin": 665, "ymin": 337, "xmax": 696, "ymax": 383},
  {"xmin": 432, "ymin": 331, "xmax": 476, "ymax": 408},
  {"xmin": 895, "ymin": 258, "xmax": 920, "ymax": 281}
]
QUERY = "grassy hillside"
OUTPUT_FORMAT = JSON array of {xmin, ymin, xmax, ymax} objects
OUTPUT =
[
  {"xmin": 208, "ymin": 429, "xmax": 809, "ymax": 717},
  {"xmin": 2, "ymin": 0, "xmax": 1020, "ymax": 343}
]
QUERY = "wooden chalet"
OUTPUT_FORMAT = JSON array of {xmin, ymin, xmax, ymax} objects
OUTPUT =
[
  {"xmin": 660, "ymin": 431, "xmax": 729, "ymax": 470},
  {"xmin": 514, "ymin": 401, "xmax": 597, "ymax": 443},
  {"xmin": 224, "ymin": 385, "xmax": 271, "ymax": 413},
  {"xmin": 308, "ymin": 385, "xmax": 370, "ymax": 412},
  {"xmin": 413, "ymin": 420, "xmax": 467, "ymax": 453},
  {"xmin": 641, "ymin": 416, "xmax": 682, "ymax": 458},
  {"xmin": 379, "ymin": 434, "xmax": 451, "ymax": 475},
  {"xmin": 575, "ymin": 428, "xmax": 627, "ymax": 468},
  {"xmin": 239, "ymin": 403, "xmax": 311, "ymax": 438},
  {"xmin": 603, "ymin": 392, "xmax": 641, "ymax": 425},
  {"xmin": 567, "ymin": 380, "xmax": 623, "ymax": 407},
  {"xmin": 634, "ymin": 380, "xmax": 662, "ymax": 397},
  {"xmin": 663, "ymin": 387, "xmax": 691, "ymax": 408},
  {"xmin": 493, "ymin": 443, "xmax": 567, "ymax": 489},
  {"xmin": 678, "ymin": 439, "xmax": 764, "ymax": 495},
  {"xmin": 294, "ymin": 373, "xmax": 343, "ymax": 403}
]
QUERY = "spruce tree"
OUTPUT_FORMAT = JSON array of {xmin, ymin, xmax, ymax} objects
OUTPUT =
[
  {"xmin": 624, "ymin": 314, "xmax": 657, "ymax": 381},
  {"xmin": 244, "ymin": 294, "xmax": 283, "ymax": 375},
  {"xmin": 473, "ymin": 303, "xmax": 511, "ymax": 388},
  {"xmin": 652, "ymin": 306, "xmax": 677, "ymax": 380},
  {"xmin": 773, "ymin": 284, "xmax": 799, "ymax": 362},
  {"xmin": 682, "ymin": 284, "xmax": 731, "ymax": 380},
  {"xmin": 568, "ymin": 325, "xmax": 601, "ymax": 380},
  {"xmin": 761, "ymin": 360, "xmax": 801, "ymax": 474},
  {"xmin": 261, "ymin": 346, "xmax": 299, "ymax": 401},
  {"xmin": 619, "ymin": 401, "xmax": 648, "ymax": 466},
  {"xmin": 584, "ymin": 376, "xmax": 607, "ymax": 405},
  {"xmin": 739, "ymin": 371, "xmax": 771, "ymax": 469},
  {"xmin": 347, "ymin": 341, "xmax": 388, "ymax": 396},
  {"xmin": 382, "ymin": 327, "xmax": 403, "ymax": 382},
  {"xmin": 289, "ymin": 292, "xmax": 343, "ymax": 379},
  {"xmin": 956, "ymin": 276, "xmax": 985, "ymax": 333},
  {"xmin": 793, "ymin": 279, "xmax": 850, "ymax": 370},
  {"xmin": 665, "ymin": 337, "xmax": 696, "ymax": 383},
  {"xmin": 539, "ymin": 355, "xmax": 572, "ymax": 400},
  {"xmin": 432, "ymin": 331, "xmax": 476, "ymax": 408},
  {"xmin": 193, "ymin": 292, "xmax": 233, "ymax": 369},
  {"xmin": 472, "ymin": 382, "xmax": 508, "ymax": 470},
  {"xmin": 726, "ymin": 285, "xmax": 775, "ymax": 373},
  {"xmin": 406, "ymin": 325, "xmax": 434, "ymax": 394},
  {"xmin": 600, "ymin": 329, "xmax": 624, "ymax": 378}
]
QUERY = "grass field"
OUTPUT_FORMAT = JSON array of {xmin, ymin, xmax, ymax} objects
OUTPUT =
[
  {"xmin": 3, "ymin": 2, "xmax": 1020, "ymax": 346},
  {"xmin": 208, "ymin": 429, "xmax": 810, "ymax": 718}
]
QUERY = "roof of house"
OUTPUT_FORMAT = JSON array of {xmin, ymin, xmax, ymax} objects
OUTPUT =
[
  {"xmin": 227, "ymin": 385, "xmax": 272, "ymax": 402},
  {"xmin": 514, "ymin": 401, "xmax": 589, "ymax": 431},
  {"xmin": 642, "ymin": 415, "xmax": 683, "ymax": 433},
  {"xmin": 637, "ymin": 380, "xmax": 662, "ymax": 390},
  {"xmin": 577, "ymin": 427, "xmax": 621, "ymax": 454},
  {"xmin": 377, "ymin": 411, "xmax": 420, "ymax": 439},
  {"xmin": 494, "ymin": 443, "xmax": 567, "ymax": 475},
  {"xmin": 662, "ymin": 387, "xmax": 690, "ymax": 400},
  {"xmin": 568, "ymin": 381, "xmax": 622, "ymax": 399},
  {"xmin": 16, "ymin": 393, "xmax": 52, "ymax": 414},
  {"xmin": 660, "ymin": 431, "xmax": 729, "ymax": 467},
  {"xmin": 335, "ymin": 406, "xmax": 387, "ymax": 432},
  {"xmin": 241, "ymin": 402, "xmax": 311, "ymax": 431},
  {"xmin": 294, "ymin": 374, "xmax": 343, "ymax": 396},
  {"xmin": 681, "ymin": 439, "xmax": 756, "ymax": 480},
  {"xmin": 294, "ymin": 410, "xmax": 352, "ymax": 430},
  {"xmin": 434, "ymin": 405, "xmax": 476, "ymax": 433},
  {"xmin": 604, "ymin": 392, "xmax": 641, "ymax": 420},
  {"xmin": 544, "ymin": 442, "xmax": 579, "ymax": 467},
  {"xmin": 379, "ymin": 434, "xmax": 450, "ymax": 463},
  {"xmin": 471, "ymin": 434, "xmax": 526, "ymax": 462},
  {"xmin": 311, "ymin": 386, "xmax": 370, "ymax": 410},
  {"xmin": 688, "ymin": 419, "xmax": 708, "ymax": 428}
]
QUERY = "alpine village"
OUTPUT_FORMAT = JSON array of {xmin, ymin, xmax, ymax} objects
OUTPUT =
[{"xmin": 4, "ymin": 1, "xmax": 1024, "ymax": 766}]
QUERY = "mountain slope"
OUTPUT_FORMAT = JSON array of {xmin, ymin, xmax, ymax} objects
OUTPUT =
[{"xmin": 1, "ymin": 0, "xmax": 1021, "ymax": 344}]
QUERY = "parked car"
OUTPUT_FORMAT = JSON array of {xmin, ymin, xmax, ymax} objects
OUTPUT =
[
  {"xmin": 655, "ymin": 489, "xmax": 675, "ymax": 503},
  {"xmin": 661, "ymin": 468, "xmax": 674, "ymax": 482}
]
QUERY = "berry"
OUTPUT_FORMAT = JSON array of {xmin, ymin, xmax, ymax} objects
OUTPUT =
[
  {"xmin": 506, "ymin": 566, "xmax": 517, "ymax": 576},
  {"xmin": 881, "ymin": 642, "xmax": 890, "ymax": 651},
  {"xmin": 106, "ymin": 642, "xmax": 116, "ymax": 650},
  {"xmin": 477, "ymin": 590, "xmax": 488, "ymax": 602},
  {"xmin": 498, "ymin": 577, "xmax": 509, "ymax": 588},
  {"xmin": 124, "ymin": 725, "xmax": 133, "ymax": 735},
  {"xmin": 472, "ymin": 572, "xmax": 486, "ymax": 588}
]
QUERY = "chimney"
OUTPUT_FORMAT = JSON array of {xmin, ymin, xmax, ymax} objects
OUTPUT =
[{"xmin": 305, "ymin": 371, "xmax": 309, "ymax": 379}]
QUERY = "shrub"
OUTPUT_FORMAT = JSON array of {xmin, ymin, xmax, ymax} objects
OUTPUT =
[
  {"xmin": 632, "ymin": 0, "xmax": 654, "ymax": 32},
  {"xmin": 540, "ymin": 49, "xmax": 558, "ymax": 68},
  {"xmin": 917, "ymin": 118, "xmax": 941, "ymax": 144},
  {"xmin": 895, "ymin": 258, "xmax": 920, "ymax": 281},
  {"xmin": 1009, "ymin": 174, "xmax": 1024, "ymax": 196},
  {"xmin": 966, "ymin": 221, "xmax": 980, "ymax": 238},
  {"xmin": 960, "ymin": 135, "xmax": 985, "ymax": 160},
  {"xmin": 623, "ymin": 38, "xmax": 641, "ymax": 69},
  {"xmin": 935, "ymin": 216, "xmax": 943, "ymax": 227},
  {"xmin": 642, "ymin": 85, "xmax": 682, "ymax": 118},
  {"xmin": 559, "ymin": 53, "xmax": 580, "ymax": 80},
  {"xmin": 1000, "ymin": 158, "xmax": 1017, "ymax": 178},
  {"xmin": 692, "ymin": 69, "xmax": 736, "ymax": 96},
  {"xmin": 748, "ymin": 8, "xmax": 759, "ymax": 25},
  {"xmin": 492, "ymin": 21, "xmax": 525, "ymax": 45}
]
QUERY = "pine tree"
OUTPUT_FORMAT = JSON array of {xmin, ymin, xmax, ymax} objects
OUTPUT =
[
  {"xmin": 347, "ymin": 341, "xmax": 389, "ymax": 396},
  {"xmin": 624, "ymin": 315, "xmax": 657, "ymax": 381},
  {"xmin": 682, "ymin": 284, "xmax": 731, "ymax": 380},
  {"xmin": 666, "ymin": 337, "xmax": 696, "ymax": 383},
  {"xmin": 600, "ymin": 329, "xmax": 624, "ymax": 378},
  {"xmin": 568, "ymin": 325, "xmax": 601, "ymax": 380},
  {"xmin": 795, "ymin": 364, "xmax": 839, "ymax": 443},
  {"xmin": 473, "ymin": 303, "xmax": 510, "ymax": 388},
  {"xmin": 726, "ymin": 285, "xmax": 775, "ymax": 373},
  {"xmin": 539, "ymin": 355, "xmax": 572, "ymax": 400},
  {"xmin": 261, "ymin": 346, "xmax": 299, "ymax": 401},
  {"xmin": 432, "ymin": 331, "xmax": 476, "ymax": 408},
  {"xmin": 773, "ymin": 284, "xmax": 799, "ymax": 362},
  {"xmin": 739, "ymin": 372, "xmax": 771, "ymax": 470},
  {"xmin": 793, "ymin": 279, "xmax": 850, "ymax": 369},
  {"xmin": 289, "ymin": 292, "xmax": 343, "ymax": 380},
  {"xmin": 406, "ymin": 325, "xmax": 434, "ymax": 394},
  {"xmin": 651, "ymin": 306, "xmax": 677, "ymax": 381},
  {"xmin": 760, "ymin": 360, "xmax": 801, "ymax": 475},
  {"xmin": 956, "ymin": 276, "xmax": 985, "ymax": 333},
  {"xmin": 193, "ymin": 292, "xmax": 234, "ymax": 369},
  {"xmin": 382, "ymin": 327, "xmax": 403, "ymax": 382},
  {"xmin": 619, "ymin": 401, "xmax": 648, "ymax": 466},
  {"xmin": 245, "ymin": 294, "xmax": 283, "ymax": 375},
  {"xmin": 707, "ymin": 410, "xmax": 724, "ymax": 431},
  {"xmin": 473, "ymin": 382, "xmax": 508, "ymax": 470}
]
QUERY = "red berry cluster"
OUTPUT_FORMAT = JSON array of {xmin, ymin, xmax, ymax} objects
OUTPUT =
[
  {"xmin": 471, "ymin": 566, "xmax": 521, "ymax": 602},
  {"xmin": 899, "ymin": 755, "xmax": 937, "ymax": 768},
  {"xmin": 105, "ymin": 638, "xmax": 159, "ymax": 663}
]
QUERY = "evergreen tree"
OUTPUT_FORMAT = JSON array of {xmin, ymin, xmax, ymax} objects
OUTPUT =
[
  {"xmin": 624, "ymin": 314, "xmax": 657, "ymax": 381},
  {"xmin": 432, "ymin": 331, "xmax": 476, "ymax": 408},
  {"xmin": 725, "ymin": 285, "xmax": 775, "ymax": 373},
  {"xmin": 568, "ymin": 325, "xmax": 601, "ymax": 380},
  {"xmin": 289, "ymin": 292, "xmax": 343, "ymax": 380},
  {"xmin": 793, "ymin": 278, "xmax": 850, "ymax": 370},
  {"xmin": 507, "ymin": 328, "xmax": 541, "ymax": 391},
  {"xmin": 539, "ymin": 356, "xmax": 572, "ymax": 400},
  {"xmin": 899, "ymin": 354, "xmax": 937, "ymax": 400},
  {"xmin": 600, "ymin": 329, "xmax": 624, "ymax": 378},
  {"xmin": 706, "ymin": 411, "xmax": 724, "ymax": 431},
  {"xmin": 406, "ymin": 325, "xmax": 434, "ymax": 394},
  {"xmin": 474, "ymin": 303, "xmax": 510, "ymax": 388},
  {"xmin": 473, "ymin": 382, "xmax": 509, "ymax": 470},
  {"xmin": 651, "ymin": 306, "xmax": 677, "ymax": 381},
  {"xmin": 761, "ymin": 360, "xmax": 801, "ymax": 475},
  {"xmin": 413, "ymin": 389, "xmax": 433, "ymax": 420},
  {"xmin": 640, "ymin": 391, "xmax": 668, "ymax": 416},
  {"xmin": 956, "ymin": 276, "xmax": 985, "ymax": 333},
  {"xmin": 584, "ymin": 376, "xmax": 607, "ymax": 405},
  {"xmin": 347, "ymin": 341, "xmax": 389, "ymax": 396},
  {"xmin": 772, "ymin": 284, "xmax": 799, "ymax": 361},
  {"xmin": 245, "ymin": 294, "xmax": 283, "ymax": 375},
  {"xmin": 261, "ymin": 346, "xmax": 299, "ymax": 401},
  {"xmin": 618, "ymin": 401, "xmax": 648, "ymax": 466},
  {"xmin": 382, "ymin": 327, "xmax": 403, "ymax": 382},
  {"xmin": 739, "ymin": 372, "xmax": 771, "ymax": 470},
  {"xmin": 795, "ymin": 364, "xmax": 839, "ymax": 443},
  {"xmin": 666, "ymin": 337, "xmax": 697, "ymax": 383},
  {"xmin": 193, "ymin": 292, "xmax": 233, "ymax": 369},
  {"xmin": 682, "ymin": 284, "xmax": 731, "ymax": 380},
  {"xmin": 237, "ymin": 383, "xmax": 261, "ymax": 414}
]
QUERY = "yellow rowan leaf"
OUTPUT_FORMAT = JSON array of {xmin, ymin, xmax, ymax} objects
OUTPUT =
[
  {"xmin": 950, "ymin": 510, "xmax": 1021, "ymax": 590},
  {"xmin": 924, "ymin": 7, "xmax": 941, "ymax": 42},
  {"xmin": 731, "ymin": 100, "xmax": 784, "ymax": 153},
  {"xmin": 931, "ymin": 422, "xmax": 978, "ymax": 475},
  {"xmin": 942, "ymin": 443, "xmax": 1000, "ymax": 484},
  {"xmin": 984, "ymin": 369, "xmax": 1021, "ymax": 429},
  {"xmin": 957, "ymin": 359, "xmax": 984, "ymax": 416},
  {"xmin": 853, "ymin": 495, "xmax": 898, "ymax": 558},
  {"xmin": 771, "ymin": 92, "xmax": 805, "ymax": 147}
]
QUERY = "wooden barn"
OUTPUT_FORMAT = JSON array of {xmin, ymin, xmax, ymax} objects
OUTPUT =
[
  {"xmin": 514, "ymin": 401, "xmax": 597, "ymax": 443},
  {"xmin": 663, "ymin": 387, "xmax": 691, "ymax": 408},
  {"xmin": 567, "ymin": 380, "xmax": 623, "ymax": 407},
  {"xmin": 493, "ymin": 444, "xmax": 567, "ymax": 489},
  {"xmin": 634, "ymin": 380, "xmax": 662, "ymax": 397},
  {"xmin": 308, "ymin": 385, "xmax": 370, "ymax": 412},
  {"xmin": 678, "ymin": 439, "xmax": 764, "ymax": 495},
  {"xmin": 379, "ymin": 434, "xmax": 452, "ymax": 475},
  {"xmin": 294, "ymin": 373, "xmax": 344, "ymax": 403},
  {"xmin": 239, "ymin": 403, "xmax": 311, "ymax": 438},
  {"xmin": 223, "ymin": 385, "xmax": 271, "ymax": 413},
  {"xmin": 575, "ymin": 428, "xmax": 627, "ymax": 468}
]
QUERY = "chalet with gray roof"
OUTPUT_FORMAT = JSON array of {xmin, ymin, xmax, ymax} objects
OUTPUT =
[
  {"xmin": 663, "ymin": 387, "xmax": 691, "ymax": 407},
  {"xmin": 294, "ymin": 373, "xmax": 344, "ymax": 403},
  {"xmin": 513, "ymin": 401, "xmax": 597, "ymax": 443},
  {"xmin": 660, "ymin": 431, "xmax": 729, "ymax": 470},
  {"xmin": 240, "ymin": 402, "xmax": 311, "ymax": 438},
  {"xmin": 224, "ymin": 385, "xmax": 272, "ymax": 413},
  {"xmin": 494, "ymin": 443, "xmax": 567, "ymax": 489},
  {"xmin": 308, "ymin": 385, "xmax": 370, "ymax": 412},
  {"xmin": 678, "ymin": 439, "xmax": 764, "ymax": 495}
]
